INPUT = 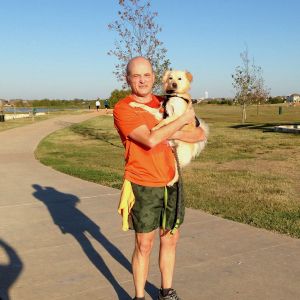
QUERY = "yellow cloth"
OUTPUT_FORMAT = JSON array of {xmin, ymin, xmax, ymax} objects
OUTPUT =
[{"xmin": 118, "ymin": 179, "xmax": 135, "ymax": 231}]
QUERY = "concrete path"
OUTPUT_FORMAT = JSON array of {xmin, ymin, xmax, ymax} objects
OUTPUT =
[{"xmin": 0, "ymin": 112, "xmax": 300, "ymax": 300}]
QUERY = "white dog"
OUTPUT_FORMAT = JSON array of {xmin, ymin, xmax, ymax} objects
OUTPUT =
[{"xmin": 130, "ymin": 70, "xmax": 208, "ymax": 185}]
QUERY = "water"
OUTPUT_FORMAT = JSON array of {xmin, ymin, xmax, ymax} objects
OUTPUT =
[
  {"xmin": 3, "ymin": 107, "xmax": 80, "ymax": 113},
  {"xmin": 274, "ymin": 125, "xmax": 300, "ymax": 133}
]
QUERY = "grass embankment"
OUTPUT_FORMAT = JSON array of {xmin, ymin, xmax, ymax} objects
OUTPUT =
[
  {"xmin": 0, "ymin": 109, "xmax": 93, "ymax": 132},
  {"xmin": 35, "ymin": 104, "xmax": 300, "ymax": 238}
]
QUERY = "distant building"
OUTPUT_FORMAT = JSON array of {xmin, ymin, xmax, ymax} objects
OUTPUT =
[
  {"xmin": 22, "ymin": 100, "xmax": 30, "ymax": 106},
  {"xmin": 204, "ymin": 91, "xmax": 209, "ymax": 99},
  {"xmin": 287, "ymin": 93, "xmax": 300, "ymax": 105}
]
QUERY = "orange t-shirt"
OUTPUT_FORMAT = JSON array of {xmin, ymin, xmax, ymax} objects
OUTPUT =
[{"xmin": 113, "ymin": 95, "xmax": 175, "ymax": 187}]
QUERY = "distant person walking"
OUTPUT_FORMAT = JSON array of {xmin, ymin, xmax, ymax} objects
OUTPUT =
[
  {"xmin": 104, "ymin": 99, "xmax": 109, "ymax": 113},
  {"xmin": 96, "ymin": 99, "xmax": 100, "ymax": 111}
]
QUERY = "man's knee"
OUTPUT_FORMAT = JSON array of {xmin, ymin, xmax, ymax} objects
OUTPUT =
[
  {"xmin": 135, "ymin": 233, "xmax": 155, "ymax": 256},
  {"xmin": 160, "ymin": 231, "xmax": 180, "ymax": 248}
]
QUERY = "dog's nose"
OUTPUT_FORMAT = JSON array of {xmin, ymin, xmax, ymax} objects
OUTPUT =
[{"xmin": 172, "ymin": 82, "xmax": 177, "ymax": 88}]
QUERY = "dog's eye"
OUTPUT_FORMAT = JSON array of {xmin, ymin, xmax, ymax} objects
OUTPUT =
[
  {"xmin": 178, "ymin": 78, "xmax": 182, "ymax": 80},
  {"xmin": 169, "ymin": 77, "xmax": 173, "ymax": 80}
]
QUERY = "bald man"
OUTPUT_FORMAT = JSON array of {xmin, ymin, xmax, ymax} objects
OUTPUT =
[{"xmin": 114, "ymin": 57, "xmax": 205, "ymax": 300}]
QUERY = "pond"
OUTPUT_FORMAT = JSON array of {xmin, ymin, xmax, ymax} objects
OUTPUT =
[{"xmin": 2, "ymin": 107, "xmax": 80, "ymax": 114}]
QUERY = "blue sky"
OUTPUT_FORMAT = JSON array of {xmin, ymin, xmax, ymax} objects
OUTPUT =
[{"xmin": 0, "ymin": 0, "xmax": 299, "ymax": 99}]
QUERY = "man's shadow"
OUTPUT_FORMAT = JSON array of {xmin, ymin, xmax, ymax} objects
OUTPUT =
[
  {"xmin": 32, "ymin": 184, "xmax": 157, "ymax": 299},
  {"xmin": 0, "ymin": 239, "xmax": 23, "ymax": 300}
]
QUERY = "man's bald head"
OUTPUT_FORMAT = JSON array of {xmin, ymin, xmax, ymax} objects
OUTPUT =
[
  {"xmin": 125, "ymin": 56, "xmax": 155, "ymax": 99},
  {"xmin": 126, "ymin": 56, "xmax": 153, "ymax": 76}
]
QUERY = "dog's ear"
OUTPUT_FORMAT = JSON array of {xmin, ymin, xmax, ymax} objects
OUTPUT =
[
  {"xmin": 162, "ymin": 70, "xmax": 171, "ymax": 83},
  {"xmin": 185, "ymin": 71, "xmax": 193, "ymax": 82}
]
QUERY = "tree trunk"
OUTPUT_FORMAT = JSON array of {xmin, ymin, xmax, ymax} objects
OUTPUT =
[{"xmin": 242, "ymin": 103, "xmax": 247, "ymax": 123}]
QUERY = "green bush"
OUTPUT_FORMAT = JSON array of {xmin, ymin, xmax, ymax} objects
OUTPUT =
[
  {"xmin": 108, "ymin": 89, "xmax": 131, "ymax": 108},
  {"xmin": 268, "ymin": 96, "xmax": 285, "ymax": 104}
]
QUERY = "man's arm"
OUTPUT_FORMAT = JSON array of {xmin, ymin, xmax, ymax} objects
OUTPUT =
[
  {"xmin": 169, "ymin": 126, "xmax": 206, "ymax": 143},
  {"xmin": 129, "ymin": 103, "xmax": 195, "ymax": 148}
]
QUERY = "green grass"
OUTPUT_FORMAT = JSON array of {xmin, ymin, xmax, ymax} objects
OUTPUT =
[
  {"xmin": 36, "ymin": 115, "xmax": 124, "ymax": 189},
  {"xmin": 35, "ymin": 104, "xmax": 300, "ymax": 238}
]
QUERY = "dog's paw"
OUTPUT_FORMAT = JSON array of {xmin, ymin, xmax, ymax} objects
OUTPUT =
[{"xmin": 129, "ymin": 102, "xmax": 140, "ymax": 108}]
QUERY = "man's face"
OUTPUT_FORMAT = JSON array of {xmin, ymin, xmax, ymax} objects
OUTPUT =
[{"xmin": 126, "ymin": 59, "xmax": 155, "ymax": 97}]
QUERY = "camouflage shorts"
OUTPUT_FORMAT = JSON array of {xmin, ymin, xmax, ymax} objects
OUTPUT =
[{"xmin": 130, "ymin": 182, "xmax": 185, "ymax": 233}]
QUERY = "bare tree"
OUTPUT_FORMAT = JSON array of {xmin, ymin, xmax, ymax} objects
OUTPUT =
[
  {"xmin": 108, "ymin": 0, "xmax": 170, "ymax": 93},
  {"xmin": 0, "ymin": 100, "xmax": 4, "ymax": 113},
  {"xmin": 232, "ymin": 46, "xmax": 270, "ymax": 123}
]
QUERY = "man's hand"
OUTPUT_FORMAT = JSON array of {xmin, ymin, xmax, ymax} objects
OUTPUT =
[
  {"xmin": 128, "ymin": 103, "xmax": 196, "ymax": 149},
  {"xmin": 179, "ymin": 102, "xmax": 195, "ymax": 125},
  {"xmin": 169, "ymin": 126, "xmax": 206, "ymax": 142}
]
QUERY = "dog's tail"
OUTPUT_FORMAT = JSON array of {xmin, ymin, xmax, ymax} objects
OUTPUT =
[
  {"xmin": 193, "ymin": 119, "xmax": 209, "ymax": 158},
  {"xmin": 200, "ymin": 119, "xmax": 209, "ymax": 138}
]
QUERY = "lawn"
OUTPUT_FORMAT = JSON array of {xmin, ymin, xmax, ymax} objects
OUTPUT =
[{"xmin": 35, "ymin": 104, "xmax": 300, "ymax": 237}]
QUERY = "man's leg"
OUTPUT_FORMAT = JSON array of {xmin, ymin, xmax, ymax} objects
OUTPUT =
[
  {"xmin": 159, "ymin": 229, "xmax": 180, "ymax": 289},
  {"xmin": 132, "ymin": 230, "xmax": 156, "ymax": 298}
]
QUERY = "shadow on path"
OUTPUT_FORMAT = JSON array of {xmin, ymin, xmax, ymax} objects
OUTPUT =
[
  {"xmin": 0, "ymin": 239, "xmax": 23, "ymax": 300},
  {"xmin": 70, "ymin": 125, "xmax": 123, "ymax": 149},
  {"xmin": 32, "ymin": 184, "xmax": 157, "ymax": 299},
  {"xmin": 230, "ymin": 122, "xmax": 300, "ymax": 132}
]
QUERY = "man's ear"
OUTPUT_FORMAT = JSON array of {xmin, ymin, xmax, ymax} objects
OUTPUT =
[
  {"xmin": 162, "ymin": 70, "xmax": 171, "ymax": 83},
  {"xmin": 126, "ymin": 75, "xmax": 130, "ymax": 85},
  {"xmin": 185, "ymin": 71, "xmax": 193, "ymax": 82}
]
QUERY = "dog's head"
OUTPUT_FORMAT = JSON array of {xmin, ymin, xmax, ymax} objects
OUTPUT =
[{"xmin": 162, "ymin": 70, "xmax": 193, "ymax": 94}]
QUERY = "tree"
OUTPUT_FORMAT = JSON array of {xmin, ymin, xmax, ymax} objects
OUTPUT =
[
  {"xmin": 108, "ymin": 0, "xmax": 170, "ymax": 93},
  {"xmin": 0, "ymin": 100, "xmax": 4, "ymax": 113},
  {"xmin": 108, "ymin": 89, "xmax": 131, "ymax": 108},
  {"xmin": 268, "ymin": 96, "xmax": 284, "ymax": 104},
  {"xmin": 232, "ymin": 47, "xmax": 270, "ymax": 123}
]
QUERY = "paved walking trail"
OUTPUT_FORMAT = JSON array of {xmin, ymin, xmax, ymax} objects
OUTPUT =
[{"xmin": 0, "ymin": 111, "xmax": 300, "ymax": 300}]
